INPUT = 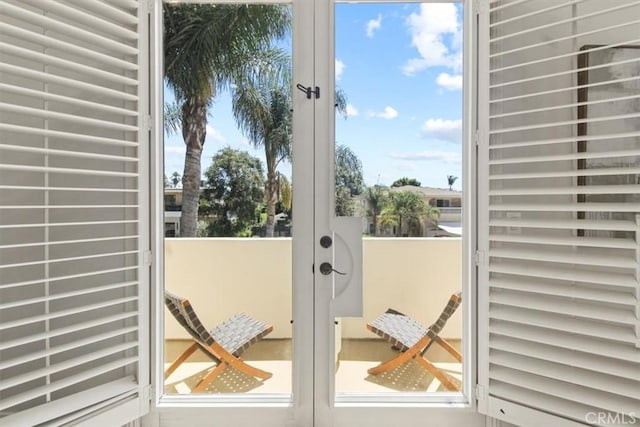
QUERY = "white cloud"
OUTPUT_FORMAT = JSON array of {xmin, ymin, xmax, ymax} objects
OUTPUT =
[
  {"xmin": 371, "ymin": 106, "xmax": 399, "ymax": 120},
  {"xmin": 345, "ymin": 104, "xmax": 359, "ymax": 117},
  {"xmin": 205, "ymin": 125, "xmax": 226, "ymax": 143},
  {"xmin": 389, "ymin": 151, "xmax": 461, "ymax": 163},
  {"xmin": 402, "ymin": 4, "xmax": 462, "ymax": 76},
  {"xmin": 366, "ymin": 14, "xmax": 382, "ymax": 38},
  {"xmin": 436, "ymin": 72, "xmax": 462, "ymax": 91},
  {"xmin": 421, "ymin": 118, "xmax": 462, "ymax": 143},
  {"xmin": 335, "ymin": 59, "xmax": 345, "ymax": 80}
]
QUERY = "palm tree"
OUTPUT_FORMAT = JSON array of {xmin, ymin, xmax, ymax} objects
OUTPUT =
[
  {"xmin": 364, "ymin": 185, "xmax": 387, "ymax": 236},
  {"xmin": 232, "ymin": 82, "xmax": 292, "ymax": 237},
  {"xmin": 163, "ymin": 3, "xmax": 290, "ymax": 237},
  {"xmin": 381, "ymin": 191, "xmax": 439, "ymax": 237},
  {"xmin": 447, "ymin": 175, "xmax": 458, "ymax": 191}
]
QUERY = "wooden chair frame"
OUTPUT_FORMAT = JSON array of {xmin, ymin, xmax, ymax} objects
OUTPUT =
[
  {"xmin": 366, "ymin": 292, "xmax": 462, "ymax": 391},
  {"xmin": 164, "ymin": 292, "xmax": 273, "ymax": 393}
]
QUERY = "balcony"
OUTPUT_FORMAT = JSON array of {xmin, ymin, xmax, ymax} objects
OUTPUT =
[{"xmin": 164, "ymin": 238, "xmax": 462, "ymax": 394}]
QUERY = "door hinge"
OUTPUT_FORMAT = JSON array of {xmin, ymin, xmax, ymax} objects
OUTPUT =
[
  {"xmin": 143, "ymin": 250, "xmax": 152, "ymax": 267},
  {"xmin": 475, "ymin": 384, "xmax": 487, "ymax": 401},
  {"xmin": 474, "ymin": 129, "xmax": 481, "ymax": 146},
  {"xmin": 475, "ymin": 250, "xmax": 487, "ymax": 266},
  {"xmin": 473, "ymin": 0, "xmax": 488, "ymax": 16},
  {"xmin": 144, "ymin": 115, "xmax": 152, "ymax": 132},
  {"xmin": 145, "ymin": 0, "xmax": 154, "ymax": 14}
]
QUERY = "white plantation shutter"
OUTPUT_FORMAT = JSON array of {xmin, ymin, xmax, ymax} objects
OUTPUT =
[
  {"xmin": 478, "ymin": 0, "xmax": 640, "ymax": 426},
  {"xmin": 0, "ymin": 1, "xmax": 149, "ymax": 426}
]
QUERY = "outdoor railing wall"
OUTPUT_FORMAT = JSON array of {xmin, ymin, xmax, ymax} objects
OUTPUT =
[{"xmin": 164, "ymin": 238, "xmax": 462, "ymax": 340}]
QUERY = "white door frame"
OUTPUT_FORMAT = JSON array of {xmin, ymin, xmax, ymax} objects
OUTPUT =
[
  {"xmin": 146, "ymin": 0, "xmax": 483, "ymax": 425},
  {"xmin": 147, "ymin": 0, "xmax": 315, "ymax": 425},
  {"xmin": 311, "ymin": 1, "xmax": 483, "ymax": 426}
]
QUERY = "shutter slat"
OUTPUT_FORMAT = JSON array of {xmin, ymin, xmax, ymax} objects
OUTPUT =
[
  {"xmin": 489, "ymin": 0, "xmax": 585, "ymax": 28},
  {"xmin": 490, "ymin": 167, "xmax": 640, "ymax": 180},
  {"xmin": 1, "ymin": 265, "xmax": 138, "ymax": 290},
  {"xmin": 0, "ymin": 251, "xmax": 138, "ymax": 271},
  {"xmin": 490, "ymin": 292, "xmax": 636, "ymax": 325},
  {"xmin": 489, "ymin": 233, "xmax": 637, "ymax": 249},
  {"xmin": 489, "ymin": 277, "xmax": 635, "ymax": 306},
  {"xmin": 490, "ymin": 336, "xmax": 640, "ymax": 381},
  {"xmin": 0, "ymin": 63, "xmax": 138, "ymax": 101},
  {"xmin": 0, "ymin": 205, "xmax": 138, "ymax": 210},
  {"xmin": 0, "ymin": 219, "xmax": 139, "ymax": 230},
  {"xmin": 0, "ymin": 42, "xmax": 139, "ymax": 87},
  {"xmin": 490, "ymin": 247, "xmax": 636, "ymax": 269},
  {"xmin": 0, "ymin": 312, "xmax": 138, "ymax": 351},
  {"xmin": 490, "ymin": 305, "xmax": 637, "ymax": 344},
  {"xmin": 490, "ymin": 39, "xmax": 640, "ymax": 75},
  {"xmin": 489, "ymin": 185, "xmax": 640, "ymax": 196},
  {"xmin": 0, "ymin": 1, "xmax": 138, "ymax": 54},
  {"xmin": 490, "ymin": 149, "xmax": 640, "ymax": 165},
  {"xmin": 0, "ymin": 102, "xmax": 139, "ymax": 131},
  {"xmin": 0, "ymin": 342, "xmax": 139, "ymax": 392},
  {"xmin": 489, "ymin": 112, "xmax": 640, "ymax": 134},
  {"xmin": 0, "ymin": 280, "xmax": 137, "ymax": 310},
  {"xmin": 17, "ymin": 0, "xmax": 139, "ymax": 40},
  {"xmin": 0, "ymin": 164, "xmax": 138, "ymax": 178},
  {"xmin": 0, "ymin": 359, "xmax": 138, "ymax": 412},
  {"xmin": 490, "ymin": 203, "xmax": 640, "ymax": 213},
  {"xmin": 490, "ymin": 366, "xmax": 640, "ymax": 415},
  {"xmin": 0, "ymin": 123, "xmax": 138, "ymax": 147},
  {"xmin": 0, "ymin": 235, "xmax": 137, "ymax": 250},
  {"xmin": 489, "ymin": 2, "xmax": 639, "ymax": 44},
  {"xmin": 0, "ymin": 23, "xmax": 138, "ymax": 71},
  {"xmin": 0, "ymin": 185, "xmax": 138, "ymax": 193},
  {"xmin": 0, "ymin": 297, "xmax": 138, "ymax": 331},
  {"xmin": 62, "ymin": 0, "xmax": 140, "ymax": 26},
  {"xmin": 0, "ymin": 83, "xmax": 138, "ymax": 116},
  {"xmin": 0, "ymin": 143, "xmax": 139, "ymax": 163},
  {"xmin": 489, "ymin": 131, "xmax": 640, "ymax": 150},
  {"xmin": 491, "ymin": 351, "xmax": 640, "ymax": 397},
  {"xmin": 0, "ymin": 325, "xmax": 138, "ymax": 371},
  {"xmin": 490, "ymin": 92, "xmax": 640, "ymax": 119},
  {"xmin": 489, "ymin": 76, "xmax": 640, "ymax": 105},
  {"xmin": 489, "ymin": 261, "xmax": 637, "ymax": 290},
  {"xmin": 489, "ymin": 218, "xmax": 637, "ymax": 231},
  {"xmin": 490, "ymin": 321, "xmax": 639, "ymax": 363}
]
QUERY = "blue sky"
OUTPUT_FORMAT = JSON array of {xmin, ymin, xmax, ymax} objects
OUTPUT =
[{"xmin": 165, "ymin": 2, "xmax": 463, "ymax": 190}]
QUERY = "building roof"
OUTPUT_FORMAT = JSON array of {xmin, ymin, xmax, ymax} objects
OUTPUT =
[{"xmin": 390, "ymin": 185, "xmax": 462, "ymax": 198}]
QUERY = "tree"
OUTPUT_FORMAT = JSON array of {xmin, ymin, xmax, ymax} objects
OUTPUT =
[
  {"xmin": 381, "ymin": 191, "xmax": 439, "ymax": 237},
  {"xmin": 232, "ymin": 82, "xmax": 291, "ymax": 237},
  {"xmin": 364, "ymin": 185, "xmax": 388, "ymax": 235},
  {"xmin": 391, "ymin": 177, "xmax": 421, "ymax": 187},
  {"xmin": 164, "ymin": 3, "xmax": 290, "ymax": 236},
  {"xmin": 201, "ymin": 148, "xmax": 265, "ymax": 237},
  {"xmin": 447, "ymin": 175, "xmax": 458, "ymax": 190},
  {"xmin": 170, "ymin": 172, "xmax": 181, "ymax": 188},
  {"xmin": 336, "ymin": 145, "xmax": 364, "ymax": 195},
  {"xmin": 335, "ymin": 145, "xmax": 364, "ymax": 216}
]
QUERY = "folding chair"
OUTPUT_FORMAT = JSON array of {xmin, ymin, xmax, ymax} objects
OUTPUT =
[
  {"xmin": 164, "ymin": 291, "xmax": 273, "ymax": 393},
  {"xmin": 366, "ymin": 292, "xmax": 462, "ymax": 391}
]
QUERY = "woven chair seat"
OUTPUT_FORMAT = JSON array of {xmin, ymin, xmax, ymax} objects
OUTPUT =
[
  {"xmin": 210, "ymin": 313, "xmax": 271, "ymax": 357},
  {"xmin": 368, "ymin": 310, "xmax": 428, "ymax": 352}
]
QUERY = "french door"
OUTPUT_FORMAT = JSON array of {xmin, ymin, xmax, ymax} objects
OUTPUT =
[{"xmin": 154, "ymin": 0, "xmax": 477, "ymax": 426}]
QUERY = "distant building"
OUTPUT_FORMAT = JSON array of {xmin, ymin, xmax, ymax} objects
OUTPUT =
[{"xmin": 362, "ymin": 186, "xmax": 462, "ymax": 237}]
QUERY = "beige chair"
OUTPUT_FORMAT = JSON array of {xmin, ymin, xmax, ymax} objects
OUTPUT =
[
  {"xmin": 164, "ymin": 291, "xmax": 273, "ymax": 393},
  {"xmin": 366, "ymin": 292, "xmax": 462, "ymax": 391}
]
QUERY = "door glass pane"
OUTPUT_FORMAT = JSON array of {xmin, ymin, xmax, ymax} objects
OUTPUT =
[
  {"xmin": 334, "ymin": 1, "xmax": 464, "ymax": 396},
  {"xmin": 162, "ymin": 1, "xmax": 293, "ymax": 396}
]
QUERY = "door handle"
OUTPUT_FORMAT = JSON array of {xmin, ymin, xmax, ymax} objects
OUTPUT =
[{"xmin": 319, "ymin": 262, "xmax": 346, "ymax": 276}]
